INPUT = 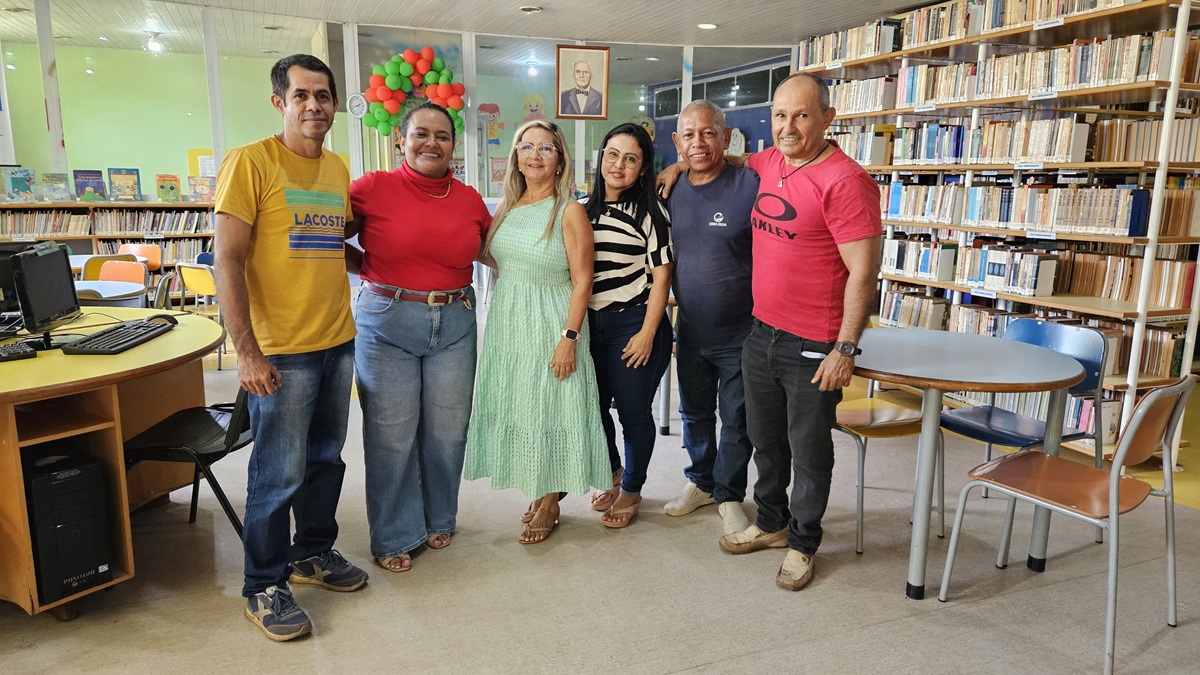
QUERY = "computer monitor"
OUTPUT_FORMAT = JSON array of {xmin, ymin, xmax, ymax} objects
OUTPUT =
[
  {"xmin": 12, "ymin": 245, "xmax": 81, "ymax": 350},
  {"xmin": 0, "ymin": 242, "xmax": 31, "ymax": 313}
]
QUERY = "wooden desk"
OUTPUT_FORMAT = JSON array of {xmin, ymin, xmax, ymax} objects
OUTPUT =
[
  {"xmin": 855, "ymin": 328, "xmax": 1084, "ymax": 600},
  {"xmin": 0, "ymin": 307, "xmax": 224, "ymax": 616}
]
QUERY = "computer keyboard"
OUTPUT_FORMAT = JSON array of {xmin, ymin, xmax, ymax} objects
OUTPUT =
[
  {"xmin": 0, "ymin": 341, "xmax": 36, "ymax": 362},
  {"xmin": 60, "ymin": 318, "xmax": 176, "ymax": 355}
]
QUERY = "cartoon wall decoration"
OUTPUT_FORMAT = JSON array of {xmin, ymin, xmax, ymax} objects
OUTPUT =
[
  {"xmin": 479, "ymin": 103, "xmax": 503, "ymax": 146},
  {"xmin": 522, "ymin": 94, "xmax": 546, "ymax": 123},
  {"xmin": 630, "ymin": 114, "xmax": 655, "ymax": 141}
]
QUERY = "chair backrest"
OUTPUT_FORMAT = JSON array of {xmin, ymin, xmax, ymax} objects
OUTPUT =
[
  {"xmin": 177, "ymin": 263, "xmax": 217, "ymax": 297},
  {"xmin": 98, "ymin": 260, "xmax": 149, "ymax": 285},
  {"xmin": 195, "ymin": 251, "xmax": 214, "ymax": 266},
  {"xmin": 224, "ymin": 388, "xmax": 252, "ymax": 452},
  {"xmin": 1003, "ymin": 318, "xmax": 1107, "ymax": 396},
  {"xmin": 81, "ymin": 253, "xmax": 136, "ymax": 280},
  {"xmin": 151, "ymin": 270, "xmax": 175, "ymax": 309},
  {"xmin": 118, "ymin": 243, "xmax": 162, "ymax": 272},
  {"xmin": 1112, "ymin": 376, "xmax": 1195, "ymax": 470}
]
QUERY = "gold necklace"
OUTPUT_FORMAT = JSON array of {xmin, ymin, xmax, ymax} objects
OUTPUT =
[
  {"xmin": 405, "ymin": 170, "xmax": 452, "ymax": 199},
  {"xmin": 777, "ymin": 143, "xmax": 828, "ymax": 188}
]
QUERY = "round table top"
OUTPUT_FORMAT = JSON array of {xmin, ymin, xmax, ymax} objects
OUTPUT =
[
  {"xmin": 855, "ymin": 327, "xmax": 1085, "ymax": 393},
  {"xmin": 74, "ymin": 280, "xmax": 145, "ymax": 298}
]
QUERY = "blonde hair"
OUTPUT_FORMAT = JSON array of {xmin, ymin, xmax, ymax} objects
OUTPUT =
[{"xmin": 483, "ymin": 119, "xmax": 574, "ymax": 254}]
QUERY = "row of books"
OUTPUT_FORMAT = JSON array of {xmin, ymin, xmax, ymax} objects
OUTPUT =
[
  {"xmin": 954, "ymin": 245, "xmax": 1061, "ymax": 295},
  {"xmin": 829, "ymin": 77, "xmax": 898, "ymax": 115},
  {"xmin": 894, "ymin": 62, "xmax": 975, "ymax": 108},
  {"xmin": 0, "ymin": 210, "xmax": 91, "ymax": 237},
  {"xmin": 1092, "ymin": 116, "xmax": 1200, "ymax": 163},
  {"xmin": 0, "ymin": 168, "xmax": 215, "ymax": 203},
  {"xmin": 883, "ymin": 182, "xmax": 964, "ymax": 224},
  {"xmin": 882, "ymin": 238, "xmax": 961, "ymax": 282},
  {"xmin": 1055, "ymin": 250, "xmax": 1196, "ymax": 306},
  {"xmin": 798, "ymin": 0, "xmax": 1131, "ymax": 69},
  {"xmin": 1086, "ymin": 316, "xmax": 1189, "ymax": 377},
  {"xmin": 961, "ymin": 185, "xmax": 1200, "ymax": 237},
  {"xmin": 829, "ymin": 125, "xmax": 895, "ymax": 166},
  {"xmin": 891, "ymin": 119, "xmax": 970, "ymax": 165},
  {"xmin": 95, "ymin": 238, "xmax": 211, "ymax": 265},
  {"xmin": 843, "ymin": 115, "xmax": 1090, "ymax": 166},
  {"xmin": 879, "ymin": 289, "xmax": 950, "ymax": 329},
  {"xmin": 93, "ymin": 210, "xmax": 214, "ymax": 236}
]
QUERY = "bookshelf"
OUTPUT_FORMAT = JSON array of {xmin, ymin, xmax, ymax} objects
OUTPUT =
[
  {"xmin": 805, "ymin": 0, "xmax": 1200, "ymax": 464},
  {"xmin": 0, "ymin": 202, "xmax": 214, "ymax": 267}
]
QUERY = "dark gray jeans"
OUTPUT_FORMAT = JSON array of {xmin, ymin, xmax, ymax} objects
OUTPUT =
[{"xmin": 742, "ymin": 319, "xmax": 842, "ymax": 554}]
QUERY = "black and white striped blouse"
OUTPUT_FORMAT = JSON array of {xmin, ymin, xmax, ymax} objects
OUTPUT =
[{"xmin": 583, "ymin": 198, "xmax": 674, "ymax": 311}]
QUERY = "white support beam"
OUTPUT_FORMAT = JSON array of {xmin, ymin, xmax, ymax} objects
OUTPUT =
[
  {"xmin": 342, "ymin": 23, "xmax": 364, "ymax": 179},
  {"xmin": 33, "ymin": 0, "xmax": 65, "ymax": 171},
  {"xmin": 201, "ymin": 7, "xmax": 225, "ymax": 172},
  {"xmin": 462, "ymin": 32, "xmax": 479, "ymax": 189}
]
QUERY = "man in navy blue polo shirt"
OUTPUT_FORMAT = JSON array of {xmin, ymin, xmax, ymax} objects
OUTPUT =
[{"xmin": 662, "ymin": 100, "xmax": 759, "ymax": 536}]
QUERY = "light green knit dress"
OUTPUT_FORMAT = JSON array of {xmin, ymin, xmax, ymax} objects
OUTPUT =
[{"xmin": 464, "ymin": 198, "xmax": 611, "ymax": 499}]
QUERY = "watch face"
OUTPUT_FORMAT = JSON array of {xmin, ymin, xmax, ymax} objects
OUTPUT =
[
  {"xmin": 838, "ymin": 342, "xmax": 856, "ymax": 356},
  {"xmin": 347, "ymin": 93, "xmax": 368, "ymax": 118}
]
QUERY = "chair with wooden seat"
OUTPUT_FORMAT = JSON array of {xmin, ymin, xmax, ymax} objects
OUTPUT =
[
  {"xmin": 177, "ymin": 262, "xmax": 224, "ymax": 368},
  {"xmin": 939, "ymin": 375, "xmax": 1194, "ymax": 675},
  {"xmin": 118, "ymin": 242, "xmax": 162, "ymax": 274},
  {"xmin": 81, "ymin": 253, "xmax": 136, "ymax": 280},
  {"xmin": 123, "ymin": 388, "xmax": 252, "ymax": 538},
  {"xmin": 835, "ymin": 392, "xmax": 942, "ymax": 554}
]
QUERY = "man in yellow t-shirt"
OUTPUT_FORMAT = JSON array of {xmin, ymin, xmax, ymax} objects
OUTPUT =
[{"xmin": 214, "ymin": 54, "xmax": 365, "ymax": 643}]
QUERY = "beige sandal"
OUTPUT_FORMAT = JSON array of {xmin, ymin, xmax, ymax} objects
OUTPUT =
[
  {"xmin": 519, "ymin": 506, "xmax": 559, "ymax": 544},
  {"xmin": 426, "ymin": 533, "xmax": 452, "ymax": 550},
  {"xmin": 521, "ymin": 492, "xmax": 567, "ymax": 524},
  {"xmin": 601, "ymin": 494, "xmax": 641, "ymax": 529},
  {"xmin": 589, "ymin": 468, "xmax": 623, "ymax": 512},
  {"xmin": 375, "ymin": 553, "xmax": 412, "ymax": 572}
]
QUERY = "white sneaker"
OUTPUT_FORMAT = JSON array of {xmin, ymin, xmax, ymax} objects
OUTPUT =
[
  {"xmin": 717, "ymin": 502, "xmax": 751, "ymax": 535},
  {"xmin": 663, "ymin": 482, "xmax": 715, "ymax": 516}
]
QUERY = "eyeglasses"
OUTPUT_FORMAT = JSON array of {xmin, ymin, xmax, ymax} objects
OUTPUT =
[
  {"xmin": 601, "ymin": 148, "xmax": 642, "ymax": 168},
  {"xmin": 517, "ymin": 142, "xmax": 558, "ymax": 158}
]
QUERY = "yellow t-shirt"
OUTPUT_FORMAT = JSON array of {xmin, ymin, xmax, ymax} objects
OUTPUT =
[{"xmin": 214, "ymin": 136, "xmax": 355, "ymax": 355}]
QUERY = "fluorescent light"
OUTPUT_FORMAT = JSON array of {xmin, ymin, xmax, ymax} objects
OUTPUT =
[
  {"xmin": 98, "ymin": 36, "xmax": 108, "ymax": 41},
  {"xmin": 85, "ymin": 68, "xmax": 93, "ymax": 74},
  {"xmin": 147, "ymin": 38, "xmax": 162, "ymax": 52},
  {"xmin": 5, "ymin": 64, "xmax": 12, "ymax": 70},
  {"xmin": 638, "ymin": 105, "xmax": 645, "ymax": 112},
  {"xmin": 645, "ymin": 57, "xmax": 659, "ymax": 61},
  {"xmin": 527, "ymin": 65, "xmax": 538, "ymax": 76},
  {"xmin": 698, "ymin": 23, "xmax": 718, "ymax": 29}
]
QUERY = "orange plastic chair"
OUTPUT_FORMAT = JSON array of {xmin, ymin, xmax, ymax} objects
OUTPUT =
[
  {"xmin": 81, "ymin": 253, "xmax": 136, "ymax": 280},
  {"xmin": 118, "ymin": 243, "xmax": 163, "ymax": 273},
  {"xmin": 98, "ymin": 260, "xmax": 149, "ymax": 285}
]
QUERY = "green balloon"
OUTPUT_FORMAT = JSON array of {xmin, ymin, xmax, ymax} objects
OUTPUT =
[
  {"xmin": 388, "ymin": 112, "xmax": 401, "ymax": 125},
  {"xmin": 385, "ymin": 74, "xmax": 402, "ymax": 90},
  {"xmin": 391, "ymin": 54, "xmax": 403, "ymax": 62},
  {"xmin": 369, "ymin": 101, "xmax": 383, "ymax": 113},
  {"xmin": 454, "ymin": 119, "xmax": 464, "ymax": 132},
  {"xmin": 384, "ymin": 60, "xmax": 401, "ymax": 75},
  {"xmin": 378, "ymin": 123, "xmax": 392, "ymax": 136},
  {"xmin": 362, "ymin": 115, "xmax": 378, "ymax": 128},
  {"xmin": 423, "ymin": 71, "xmax": 438, "ymax": 85},
  {"xmin": 432, "ymin": 57, "xmax": 445, "ymax": 72},
  {"xmin": 372, "ymin": 65, "xmax": 386, "ymax": 76},
  {"xmin": 438, "ymin": 73, "xmax": 452, "ymax": 85},
  {"xmin": 399, "ymin": 77, "xmax": 413, "ymax": 92},
  {"xmin": 373, "ymin": 108, "xmax": 390, "ymax": 121},
  {"xmin": 399, "ymin": 62, "xmax": 414, "ymax": 77},
  {"xmin": 446, "ymin": 107, "xmax": 458, "ymax": 119},
  {"xmin": 440, "ymin": 68, "xmax": 453, "ymax": 82}
]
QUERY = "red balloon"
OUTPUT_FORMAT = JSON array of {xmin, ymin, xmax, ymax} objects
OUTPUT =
[
  {"xmin": 416, "ymin": 59, "xmax": 431, "ymax": 75},
  {"xmin": 375, "ymin": 85, "xmax": 393, "ymax": 101},
  {"xmin": 410, "ymin": 73, "xmax": 424, "ymax": 86},
  {"xmin": 451, "ymin": 82, "xmax": 466, "ymax": 96},
  {"xmin": 447, "ymin": 95, "xmax": 464, "ymax": 110},
  {"xmin": 420, "ymin": 46, "xmax": 435, "ymax": 62},
  {"xmin": 402, "ymin": 49, "xmax": 419, "ymax": 64},
  {"xmin": 383, "ymin": 98, "xmax": 401, "ymax": 114},
  {"xmin": 393, "ymin": 90, "xmax": 407, "ymax": 105},
  {"xmin": 364, "ymin": 88, "xmax": 380, "ymax": 103},
  {"xmin": 369, "ymin": 74, "xmax": 385, "ymax": 88},
  {"xmin": 430, "ymin": 97, "xmax": 447, "ymax": 108},
  {"xmin": 432, "ymin": 83, "xmax": 449, "ymax": 99}
]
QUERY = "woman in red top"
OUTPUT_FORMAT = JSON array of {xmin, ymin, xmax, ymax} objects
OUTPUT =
[{"xmin": 346, "ymin": 103, "xmax": 491, "ymax": 573}]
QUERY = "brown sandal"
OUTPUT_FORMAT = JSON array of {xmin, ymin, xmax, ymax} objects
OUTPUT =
[
  {"xmin": 589, "ymin": 468, "xmax": 623, "ymax": 512},
  {"xmin": 521, "ymin": 492, "xmax": 567, "ymax": 524},
  {"xmin": 375, "ymin": 553, "xmax": 412, "ymax": 572},
  {"xmin": 519, "ymin": 506, "xmax": 559, "ymax": 544},
  {"xmin": 601, "ymin": 494, "xmax": 641, "ymax": 529}
]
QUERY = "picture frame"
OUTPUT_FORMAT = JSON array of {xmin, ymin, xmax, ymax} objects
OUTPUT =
[{"xmin": 555, "ymin": 45, "xmax": 610, "ymax": 120}]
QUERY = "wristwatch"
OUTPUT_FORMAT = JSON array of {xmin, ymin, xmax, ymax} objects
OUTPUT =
[
  {"xmin": 835, "ymin": 341, "xmax": 861, "ymax": 357},
  {"xmin": 562, "ymin": 329, "xmax": 581, "ymax": 342}
]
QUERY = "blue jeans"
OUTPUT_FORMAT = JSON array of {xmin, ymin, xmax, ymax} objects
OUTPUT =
[
  {"xmin": 355, "ymin": 287, "xmax": 477, "ymax": 559},
  {"xmin": 588, "ymin": 305, "xmax": 672, "ymax": 493},
  {"xmin": 242, "ymin": 339, "xmax": 354, "ymax": 597},
  {"xmin": 676, "ymin": 341, "xmax": 752, "ymax": 504},
  {"xmin": 742, "ymin": 319, "xmax": 842, "ymax": 554}
]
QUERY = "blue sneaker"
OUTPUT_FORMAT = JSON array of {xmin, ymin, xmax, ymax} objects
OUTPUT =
[
  {"xmin": 289, "ymin": 549, "xmax": 368, "ymax": 592},
  {"xmin": 244, "ymin": 585, "xmax": 311, "ymax": 642}
]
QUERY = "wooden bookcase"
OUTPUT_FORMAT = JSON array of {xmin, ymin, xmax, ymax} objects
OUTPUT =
[{"xmin": 805, "ymin": 0, "xmax": 1200, "ymax": 462}]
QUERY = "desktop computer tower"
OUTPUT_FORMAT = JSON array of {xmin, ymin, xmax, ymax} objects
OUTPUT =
[{"xmin": 25, "ymin": 454, "xmax": 113, "ymax": 604}]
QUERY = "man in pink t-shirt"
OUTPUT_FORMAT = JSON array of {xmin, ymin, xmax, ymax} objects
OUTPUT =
[{"xmin": 663, "ymin": 73, "xmax": 881, "ymax": 591}]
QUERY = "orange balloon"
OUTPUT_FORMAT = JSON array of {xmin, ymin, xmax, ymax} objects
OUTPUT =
[
  {"xmin": 436, "ymin": 83, "xmax": 452, "ymax": 99},
  {"xmin": 430, "ymin": 97, "xmax": 447, "ymax": 108},
  {"xmin": 369, "ymin": 74, "xmax": 385, "ymax": 88},
  {"xmin": 375, "ymin": 85, "xmax": 393, "ymax": 101},
  {"xmin": 364, "ymin": 88, "xmax": 380, "ymax": 103},
  {"xmin": 416, "ymin": 59, "xmax": 431, "ymax": 75},
  {"xmin": 394, "ymin": 90, "xmax": 407, "ymax": 105},
  {"xmin": 403, "ymin": 49, "xmax": 419, "ymax": 64},
  {"xmin": 420, "ymin": 46, "xmax": 435, "ymax": 62},
  {"xmin": 447, "ymin": 95, "xmax": 464, "ymax": 110},
  {"xmin": 383, "ymin": 98, "xmax": 401, "ymax": 114},
  {"xmin": 410, "ymin": 73, "xmax": 424, "ymax": 86},
  {"xmin": 451, "ymin": 82, "xmax": 466, "ymax": 96}
]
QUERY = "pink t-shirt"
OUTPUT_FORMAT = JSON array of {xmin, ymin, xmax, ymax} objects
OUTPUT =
[
  {"xmin": 351, "ymin": 161, "xmax": 492, "ymax": 292},
  {"xmin": 746, "ymin": 144, "xmax": 881, "ymax": 342}
]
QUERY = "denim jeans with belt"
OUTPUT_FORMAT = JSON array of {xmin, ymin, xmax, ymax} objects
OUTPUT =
[
  {"xmin": 355, "ymin": 286, "xmax": 477, "ymax": 559},
  {"xmin": 588, "ymin": 304, "xmax": 672, "ymax": 493},
  {"xmin": 742, "ymin": 319, "xmax": 842, "ymax": 554},
  {"xmin": 242, "ymin": 339, "xmax": 354, "ymax": 597},
  {"xmin": 676, "ymin": 342, "xmax": 752, "ymax": 504}
]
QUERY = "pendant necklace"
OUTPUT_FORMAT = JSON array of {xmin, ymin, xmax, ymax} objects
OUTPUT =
[
  {"xmin": 405, "ymin": 170, "xmax": 452, "ymax": 199},
  {"xmin": 777, "ymin": 143, "xmax": 829, "ymax": 188}
]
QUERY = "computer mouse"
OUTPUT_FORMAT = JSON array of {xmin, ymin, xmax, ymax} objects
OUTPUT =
[{"xmin": 145, "ymin": 313, "xmax": 179, "ymax": 325}]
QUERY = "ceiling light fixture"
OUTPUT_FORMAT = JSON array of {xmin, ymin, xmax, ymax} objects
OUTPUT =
[
  {"xmin": 3, "ymin": 7, "xmax": 30, "ymax": 13},
  {"xmin": 519, "ymin": 5, "xmax": 542, "ymax": 14},
  {"xmin": 614, "ymin": 56, "xmax": 630, "ymax": 61},
  {"xmin": 261, "ymin": 49, "xmax": 278, "ymax": 54},
  {"xmin": 262, "ymin": 25, "xmax": 284, "ymax": 31},
  {"xmin": 146, "ymin": 32, "xmax": 162, "ymax": 52},
  {"xmin": 359, "ymin": 31, "xmax": 374, "ymax": 38},
  {"xmin": 698, "ymin": 23, "xmax": 718, "ymax": 30},
  {"xmin": 527, "ymin": 64, "xmax": 538, "ymax": 76},
  {"xmin": 5, "ymin": 64, "xmax": 13, "ymax": 70},
  {"xmin": 98, "ymin": 36, "xmax": 108, "ymax": 41},
  {"xmin": 479, "ymin": 44, "xmax": 496, "ymax": 50},
  {"xmin": 645, "ymin": 57, "xmax": 659, "ymax": 61},
  {"xmin": 85, "ymin": 68, "xmax": 93, "ymax": 74}
]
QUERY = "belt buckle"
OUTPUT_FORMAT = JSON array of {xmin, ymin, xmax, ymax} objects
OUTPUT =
[{"xmin": 427, "ymin": 291, "xmax": 448, "ymax": 307}]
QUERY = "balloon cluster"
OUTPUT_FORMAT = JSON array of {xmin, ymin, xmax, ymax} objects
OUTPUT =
[{"xmin": 361, "ymin": 46, "xmax": 466, "ymax": 137}]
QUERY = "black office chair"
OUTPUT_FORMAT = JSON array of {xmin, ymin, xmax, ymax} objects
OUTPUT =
[{"xmin": 124, "ymin": 388, "xmax": 252, "ymax": 538}]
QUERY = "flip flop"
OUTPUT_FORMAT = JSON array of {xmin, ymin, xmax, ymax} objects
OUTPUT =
[
  {"xmin": 521, "ymin": 492, "xmax": 567, "ymax": 524},
  {"xmin": 590, "ymin": 468, "xmax": 623, "ymax": 512},
  {"xmin": 375, "ymin": 554, "xmax": 412, "ymax": 572},
  {"xmin": 601, "ymin": 495, "xmax": 641, "ymax": 529},
  {"xmin": 519, "ymin": 507, "xmax": 559, "ymax": 544}
]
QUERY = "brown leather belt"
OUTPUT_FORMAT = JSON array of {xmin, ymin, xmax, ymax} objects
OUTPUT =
[{"xmin": 363, "ymin": 282, "xmax": 468, "ymax": 307}]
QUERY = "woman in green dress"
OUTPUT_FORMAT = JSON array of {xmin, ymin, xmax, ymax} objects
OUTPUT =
[{"xmin": 464, "ymin": 120, "xmax": 610, "ymax": 544}]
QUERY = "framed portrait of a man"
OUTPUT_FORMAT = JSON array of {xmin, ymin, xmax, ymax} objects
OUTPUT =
[{"xmin": 556, "ymin": 45, "xmax": 609, "ymax": 120}]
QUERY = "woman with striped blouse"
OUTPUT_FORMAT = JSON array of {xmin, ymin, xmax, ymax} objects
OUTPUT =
[{"xmin": 582, "ymin": 122, "xmax": 674, "ymax": 528}]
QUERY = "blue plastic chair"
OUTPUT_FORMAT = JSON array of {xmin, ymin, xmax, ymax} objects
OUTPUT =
[{"xmin": 195, "ymin": 251, "xmax": 214, "ymax": 266}]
